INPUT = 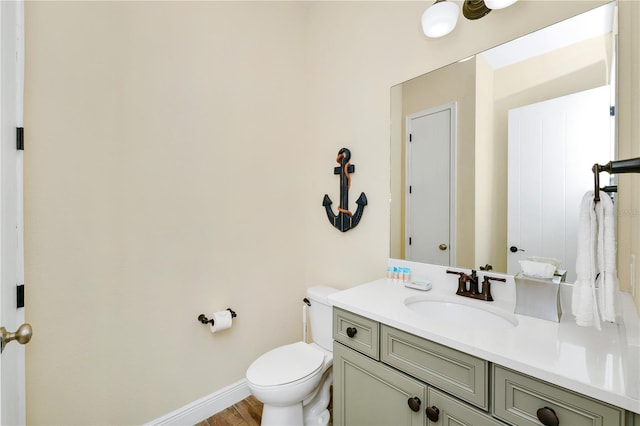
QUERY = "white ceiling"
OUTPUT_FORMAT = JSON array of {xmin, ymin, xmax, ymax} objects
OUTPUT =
[{"xmin": 480, "ymin": 2, "xmax": 616, "ymax": 69}]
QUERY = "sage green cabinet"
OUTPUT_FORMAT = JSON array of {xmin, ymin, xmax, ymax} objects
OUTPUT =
[
  {"xmin": 332, "ymin": 307, "xmax": 632, "ymax": 426},
  {"xmin": 333, "ymin": 342, "xmax": 426, "ymax": 426},
  {"xmin": 381, "ymin": 325, "xmax": 488, "ymax": 410},
  {"xmin": 493, "ymin": 365, "xmax": 624, "ymax": 426}
]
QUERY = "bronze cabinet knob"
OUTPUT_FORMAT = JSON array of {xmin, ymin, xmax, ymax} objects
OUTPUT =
[
  {"xmin": 438, "ymin": 243, "xmax": 448, "ymax": 251},
  {"xmin": 407, "ymin": 397, "xmax": 421, "ymax": 412},
  {"xmin": 536, "ymin": 407, "xmax": 559, "ymax": 426},
  {"xmin": 425, "ymin": 405, "xmax": 440, "ymax": 422},
  {"xmin": 346, "ymin": 327, "xmax": 357, "ymax": 338}
]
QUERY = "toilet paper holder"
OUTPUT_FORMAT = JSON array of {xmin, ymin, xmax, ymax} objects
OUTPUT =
[{"xmin": 197, "ymin": 309, "xmax": 237, "ymax": 326}]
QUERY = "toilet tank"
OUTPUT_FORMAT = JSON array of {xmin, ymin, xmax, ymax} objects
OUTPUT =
[{"xmin": 306, "ymin": 286, "xmax": 339, "ymax": 351}]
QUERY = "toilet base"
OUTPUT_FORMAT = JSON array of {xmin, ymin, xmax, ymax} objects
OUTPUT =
[
  {"xmin": 303, "ymin": 369, "xmax": 332, "ymax": 426},
  {"xmin": 261, "ymin": 402, "xmax": 304, "ymax": 426},
  {"xmin": 258, "ymin": 368, "xmax": 333, "ymax": 426}
]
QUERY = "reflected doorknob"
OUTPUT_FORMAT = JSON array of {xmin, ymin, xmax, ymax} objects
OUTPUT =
[{"xmin": 0, "ymin": 323, "xmax": 32, "ymax": 353}]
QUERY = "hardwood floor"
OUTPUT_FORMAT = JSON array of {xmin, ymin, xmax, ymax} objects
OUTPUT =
[
  {"xmin": 196, "ymin": 396, "xmax": 263, "ymax": 426},
  {"xmin": 197, "ymin": 390, "xmax": 332, "ymax": 426}
]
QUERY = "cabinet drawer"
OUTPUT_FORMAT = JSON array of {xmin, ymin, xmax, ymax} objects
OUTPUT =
[
  {"xmin": 427, "ymin": 387, "xmax": 503, "ymax": 426},
  {"xmin": 333, "ymin": 307, "xmax": 379, "ymax": 360},
  {"xmin": 333, "ymin": 342, "xmax": 426, "ymax": 426},
  {"xmin": 493, "ymin": 365, "xmax": 624, "ymax": 426},
  {"xmin": 380, "ymin": 325, "xmax": 488, "ymax": 410}
]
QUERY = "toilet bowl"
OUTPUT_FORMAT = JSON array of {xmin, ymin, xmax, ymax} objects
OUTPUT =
[{"xmin": 246, "ymin": 286, "xmax": 338, "ymax": 426}]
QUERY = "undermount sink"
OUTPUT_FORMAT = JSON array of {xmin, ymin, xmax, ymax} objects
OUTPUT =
[{"xmin": 405, "ymin": 296, "xmax": 519, "ymax": 329}]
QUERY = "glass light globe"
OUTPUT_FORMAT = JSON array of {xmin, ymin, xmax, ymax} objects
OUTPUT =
[
  {"xmin": 421, "ymin": 1, "xmax": 460, "ymax": 38},
  {"xmin": 484, "ymin": 0, "xmax": 518, "ymax": 10}
]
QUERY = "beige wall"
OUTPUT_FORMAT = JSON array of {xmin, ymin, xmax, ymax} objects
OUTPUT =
[
  {"xmin": 475, "ymin": 54, "xmax": 497, "ymax": 270},
  {"xmin": 25, "ymin": 1, "xmax": 625, "ymax": 424},
  {"xmin": 617, "ymin": 0, "xmax": 640, "ymax": 304},
  {"xmin": 24, "ymin": 2, "xmax": 309, "ymax": 423}
]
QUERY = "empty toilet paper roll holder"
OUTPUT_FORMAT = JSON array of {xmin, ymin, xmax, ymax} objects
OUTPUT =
[{"xmin": 198, "ymin": 309, "xmax": 237, "ymax": 326}]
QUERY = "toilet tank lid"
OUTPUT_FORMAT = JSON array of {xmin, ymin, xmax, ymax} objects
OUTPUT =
[{"xmin": 306, "ymin": 286, "xmax": 339, "ymax": 305}]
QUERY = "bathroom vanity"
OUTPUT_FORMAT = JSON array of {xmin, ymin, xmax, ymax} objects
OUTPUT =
[{"xmin": 329, "ymin": 262, "xmax": 640, "ymax": 426}]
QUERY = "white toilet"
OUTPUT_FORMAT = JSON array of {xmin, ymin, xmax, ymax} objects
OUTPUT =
[{"xmin": 246, "ymin": 285, "xmax": 338, "ymax": 426}]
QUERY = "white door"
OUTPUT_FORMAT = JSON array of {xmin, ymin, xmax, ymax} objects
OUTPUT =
[
  {"xmin": 507, "ymin": 85, "xmax": 612, "ymax": 282},
  {"xmin": 405, "ymin": 104, "xmax": 456, "ymax": 265},
  {"xmin": 1, "ymin": 1, "xmax": 28, "ymax": 424}
]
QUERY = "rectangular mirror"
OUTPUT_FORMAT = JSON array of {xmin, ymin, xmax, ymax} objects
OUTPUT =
[{"xmin": 390, "ymin": 2, "xmax": 617, "ymax": 283}]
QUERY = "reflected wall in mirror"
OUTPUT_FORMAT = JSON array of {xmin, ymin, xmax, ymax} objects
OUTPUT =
[{"xmin": 390, "ymin": 2, "xmax": 617, "ymax": 283}]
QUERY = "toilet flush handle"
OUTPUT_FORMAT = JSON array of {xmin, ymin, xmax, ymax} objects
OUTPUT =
[{"xmin": 346, "ymin": 327, "xmax": 357, "ymax": 338}]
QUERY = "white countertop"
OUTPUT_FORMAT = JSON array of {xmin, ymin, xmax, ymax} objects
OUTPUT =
[{"xmin": 328, "ymin": 261, "xmax": 640, "ymax": 414}]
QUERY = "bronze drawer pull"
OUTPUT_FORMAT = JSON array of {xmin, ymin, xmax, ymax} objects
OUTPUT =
[
  {"xmin": 536, "ymin": 407, "xmax": 559, "ymax": 426},
  {"xmin": 346, "ymin": 327, "xmax": 357, "ymax": 338}
]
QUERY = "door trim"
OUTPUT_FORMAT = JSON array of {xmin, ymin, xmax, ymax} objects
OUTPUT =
[{"xmin": 0, "ymin": 0, "xmax": 26, "ymax": 424}]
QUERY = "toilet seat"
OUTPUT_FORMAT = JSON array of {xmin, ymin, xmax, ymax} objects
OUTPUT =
[{"xmin": 246, "ymin": 342, "xmax": 324, "ymax": 388}]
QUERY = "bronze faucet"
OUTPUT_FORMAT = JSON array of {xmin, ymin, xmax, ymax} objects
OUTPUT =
[{"xmin": 446, "ymin": 269, "xmax": 506, "ymax": 301}]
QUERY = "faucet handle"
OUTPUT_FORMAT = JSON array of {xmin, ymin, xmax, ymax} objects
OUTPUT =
[
  {"xmin": 480, "ymin": 275, "xmax": 507, "ymax": 302},
  {"xmin": 446, "ymin": 269, "xmax": 469, "ymax": 295},
  {"xmin": 482, "ymin": 275, "xmax": 506, "ymax": 284}
]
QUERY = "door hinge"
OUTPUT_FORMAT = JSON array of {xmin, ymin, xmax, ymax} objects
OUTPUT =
[
  {"xmin": 409, "ymin": 237, "xmax": 412, "ymax": 245},
  {"xmin": 409, "ymin": 185, "xmax": 412, "ymax": 194},
  {"xmin": 409, "ymin": 133, "xmax": 412, "ymax": 142},
  {"xmin": 610, "ymin": 106, "xmax": 615, "ymax": 116},
  {"xmin": 17, "ymin": 284, "xmax": 24, "ymax": 308},
  {"xmin": 16, "ymin": 127, "xmax": 24, "ymax": 150}
]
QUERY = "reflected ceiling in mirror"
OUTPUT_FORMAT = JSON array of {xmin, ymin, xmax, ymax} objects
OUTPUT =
[{"xmin": 390, "ymin": 2, "xmax": 617, "ymax": 282}]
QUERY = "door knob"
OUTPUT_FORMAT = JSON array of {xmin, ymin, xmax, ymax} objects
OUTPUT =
[
  {"xmin": 509, "ymin": 246, "xmax": 525, "ymax": 253},
  {"xmin": 438, "ymin": 243, "xmax": 448, "ymax": 251},
  {"xmin": 0, "ymin": 323, "xmax": 32, "ymax": 353}
]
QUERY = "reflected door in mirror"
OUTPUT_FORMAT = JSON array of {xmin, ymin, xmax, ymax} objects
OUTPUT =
[
  {"xmin": 406, "ymin": 104, "xmax": 456, "ymax": 265},
  {"xmin": 507, "ymin": 85, "xmax": 612, "ymax": 283}
]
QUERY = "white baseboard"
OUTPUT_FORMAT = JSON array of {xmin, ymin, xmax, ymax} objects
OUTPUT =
[{"xmin": 146, "ymin": 379, "xmax": 251, "ymax": 426}]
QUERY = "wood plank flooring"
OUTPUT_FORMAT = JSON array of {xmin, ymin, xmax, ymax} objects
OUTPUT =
[
  {"xmin": 196, "ymin": 396, "xmax": 263, "ymax": 426},
  {"xmin": 197, "ymin": 388, "xmax": 332, "ymax": 426}
]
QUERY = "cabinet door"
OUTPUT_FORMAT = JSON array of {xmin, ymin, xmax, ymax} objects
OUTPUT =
[
  {"xmin": 427, "ymin": 387, "xmax": 504, "ymax": 426},
  {"xmin": 333, "ymin": 342, "xmax": 427, "ymax": 426}
]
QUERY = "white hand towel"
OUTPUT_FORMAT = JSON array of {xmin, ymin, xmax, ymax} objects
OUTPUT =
[
  {"xmin": 572, "ymin": 190, "xmax": 619, "ymax": 330},
  {"xmin": 596, "ymin": 190, "xmax": 619, "ymax": 323},
  {"xmin": 572, "ymin": 191, "xmax": 600, "ymax": 329}
]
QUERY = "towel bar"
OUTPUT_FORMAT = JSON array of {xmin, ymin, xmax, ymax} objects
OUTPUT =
[{"xmin": 592, "ymin": 157, "xmax": 640, "ymax": 202}]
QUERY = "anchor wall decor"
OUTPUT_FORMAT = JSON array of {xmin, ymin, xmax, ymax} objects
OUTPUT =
[{"xmin": 322, "ymin": 148, "xmax": 367, "ymax": 232}]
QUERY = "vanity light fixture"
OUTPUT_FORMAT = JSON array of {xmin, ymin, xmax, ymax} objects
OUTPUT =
[
  {"xmin": 421, "ymin": 0, "xmax": 460, "ymax": 38},
  {"xmin": 422, "ymin": 0, "xmax": 518, "ymax": 38},
  {"xmin": 484, "ymin": 0, "xmax": 518, "ymax": 10}
]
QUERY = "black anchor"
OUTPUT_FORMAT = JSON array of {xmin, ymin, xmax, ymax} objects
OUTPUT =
[{"xmin": 322, "ymin": 148, "xmax": 367, "ymax": 232}]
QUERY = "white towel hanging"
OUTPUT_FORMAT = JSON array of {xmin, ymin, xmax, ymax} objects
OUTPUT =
[{"xmin": 572, "ymin": 191, "xmax": 619, "ymax": 330}]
